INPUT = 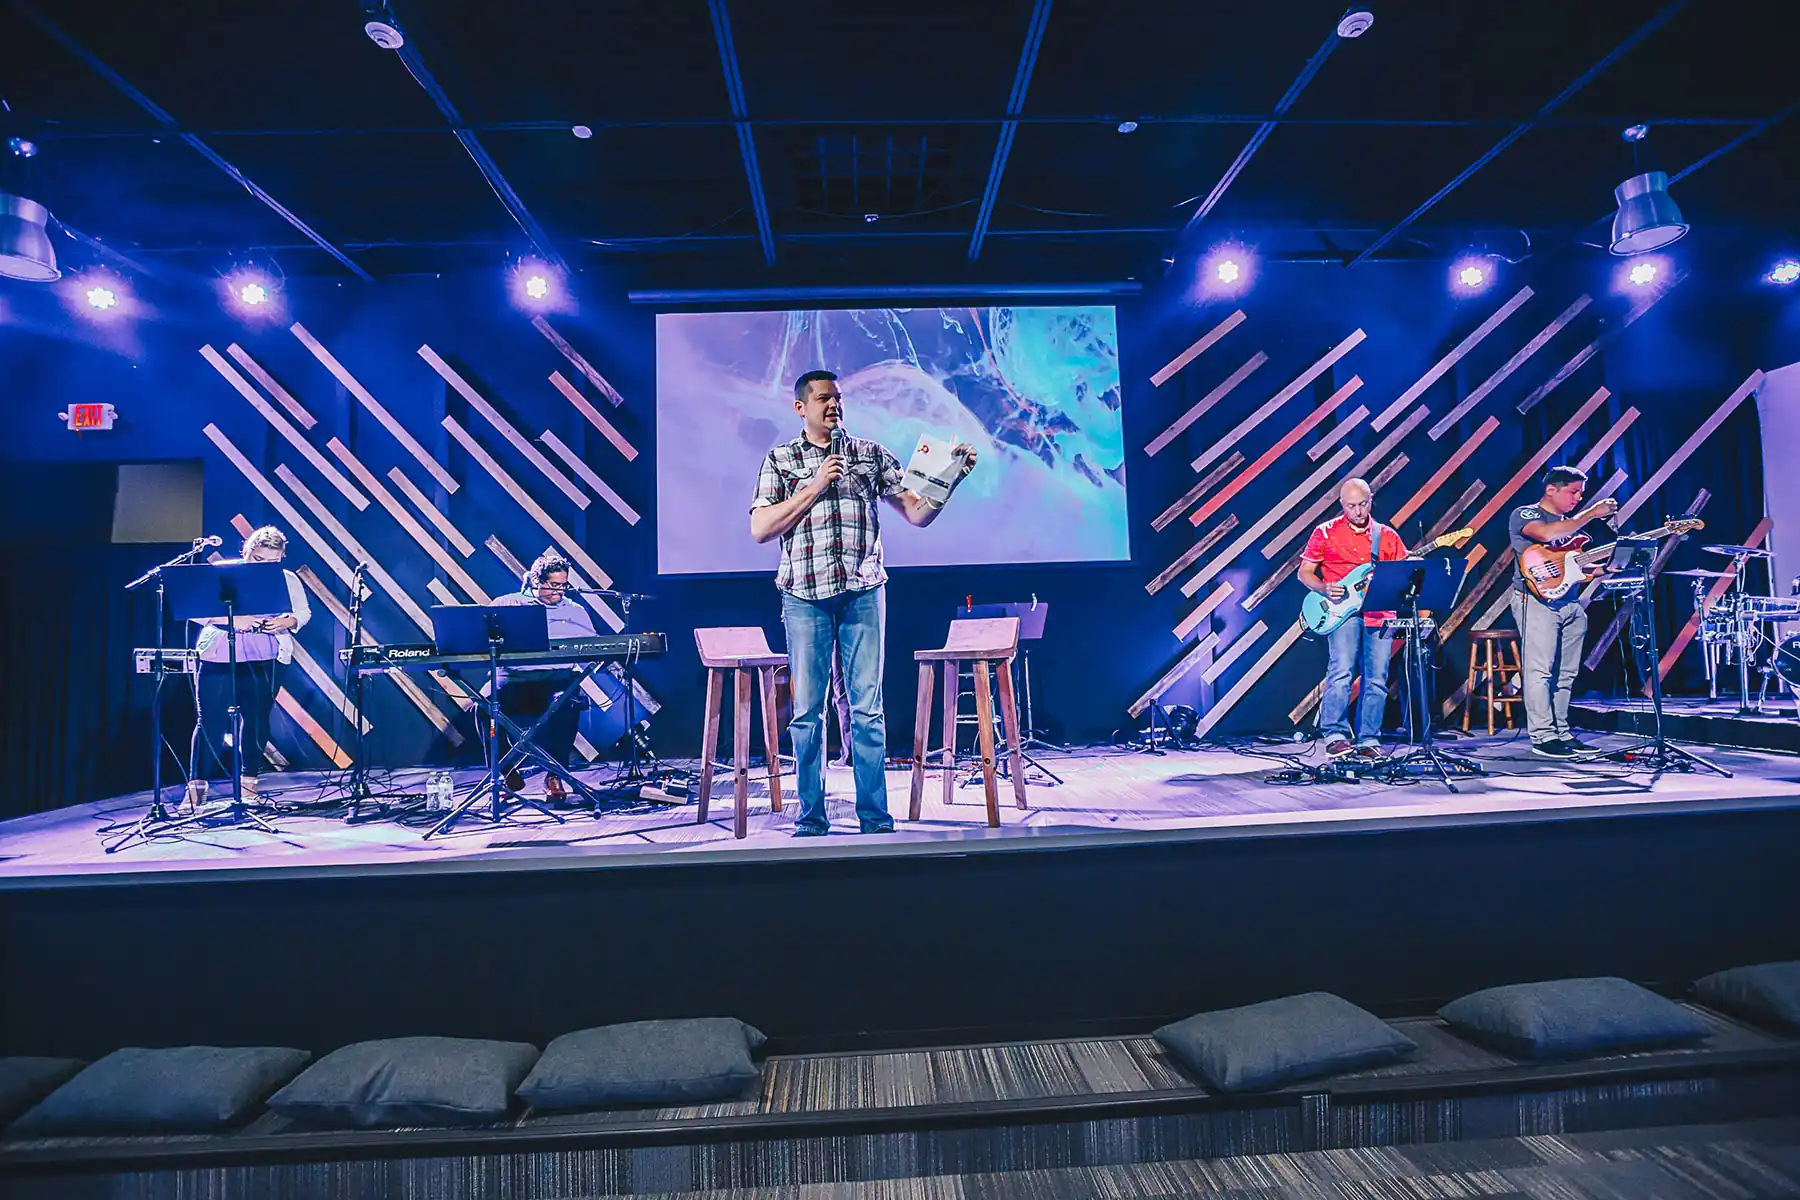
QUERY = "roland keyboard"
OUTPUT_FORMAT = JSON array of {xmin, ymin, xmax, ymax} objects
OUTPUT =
[{"xmin": 342, "ymin": 633, "xmax": 667, "ymax": 673}]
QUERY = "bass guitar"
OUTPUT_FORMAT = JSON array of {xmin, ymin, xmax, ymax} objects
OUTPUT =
[
  {"xmin": 1299, "ymin": 527, "xmax": 1474, "ymax": 636},
  {"xmin": 1518, "ymin": 518, "xmax": 1704, "ymax": 601}
]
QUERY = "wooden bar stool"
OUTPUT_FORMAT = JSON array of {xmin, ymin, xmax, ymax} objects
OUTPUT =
[
  {"xmin": 909, "ymin": 617, "xmax": 1028, "ymax": 827},
  {"xmin": 1462, "ymin": 629, "xmax": 1523, "ymax": 735},
  {"xmin": 694, "ymin": 627, "xmax": 786, "ymax": 839}
]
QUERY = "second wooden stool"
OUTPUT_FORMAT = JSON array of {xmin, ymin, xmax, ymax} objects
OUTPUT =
[
  {"xmin": 909, "ymin": 617, "xmax": 1028, "ymax": 827},
  {"xmin": 694, "ymin": 627, "xmax": 786, "ymax": 839},
  {"xmin": 1462, "ymin": 629, "xmax": 1523, "ymax": 736}
]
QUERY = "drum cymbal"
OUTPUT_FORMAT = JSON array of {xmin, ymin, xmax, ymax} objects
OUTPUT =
[
  {"xmin": 1666, "ymin": 568, "xmax": 1733, "ymax": 578},
  {"xmin": 1702, "ymin": 543, "xmax": 1773, "ymax": 558}
]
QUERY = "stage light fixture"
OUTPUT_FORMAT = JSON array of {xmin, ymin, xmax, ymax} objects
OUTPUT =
[
  {"xmin": 1460, "ymin": 265, "xmax": 1485, "ymax": 286},
  {"xmin": 1769, "ymin": 260, "xmax": 1800, "ymax": 286},
  {"xmin": 508, "ymin": 257, "xmax": 568, "ymax": 312},
  {"xmin": 1628, "ymin": 261, "xmax": 1657, "ymax": 286},
  {"xmin": 1200, "ymin": 243, "xmax": 1256, "ymax": 298},
  {"xmin": 571, "ymin": 124, "xmax": 593, "ymax": 139},
  {"xmin": 239, "ymin": 282, "xmax": 269, "ymax": 306},
  {"xmin": 0, "ymin": 193, "xmax": 60, "ymax": 281},
  {"xmin": 1216, "ymin": 259, "xmax": 1240, "ymax": 283},
  {"xmin": 1610, "ymin": 170, "xmax": 1688, "ymax": 255},
  {"xmin": 85, "ymin": 285, "xmax": 117, "ymax": 310},
  {"xmin": 220, "ymin": 267, "xmax": 282, "ymax": 318},
  {"xmin": 1117, "ymin": 120, "xmax": 1139, "ymax": 134},
  {"xmin": 525, "ymin": 274, "xmax": 549, "ymax": 300},
  {"xmin": 1451, "ymin": 255, "xmax": 1495, "ymax": 295},
  {"xmin": 7, "ymin": 137, "xmax": 37, "ymax": 158}
]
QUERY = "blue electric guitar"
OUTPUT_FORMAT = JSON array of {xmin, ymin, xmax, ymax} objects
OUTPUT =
[{"xmin": 1298, "ymin": 527, "xmax": 1474, "ymax": 636}]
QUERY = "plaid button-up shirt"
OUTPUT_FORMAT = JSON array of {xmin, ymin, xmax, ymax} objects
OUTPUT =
[{"xmin": 752, "ymin": 432, "xmax": 907, "ymax": 600}]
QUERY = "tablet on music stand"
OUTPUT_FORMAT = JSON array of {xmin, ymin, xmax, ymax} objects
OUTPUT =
[
  {"xmin": 1362, "ymin": 556, "xmax": 1467, "ymax": 618},
  {"xmin": 162, "ymin": 561, "xmax": 293, "ymax": 624},
  {"xmin": 430, "ymin": 604, "xmax": 550, "ymax": 657}
]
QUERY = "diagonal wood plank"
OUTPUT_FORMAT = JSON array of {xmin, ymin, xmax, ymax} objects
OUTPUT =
[
  {"xmin": 1575, "ymin": 407, "xmax": 1640, "ymax": 473},
  {"xmin": 1307, "ymin": 404, "xmax": 1369, "ymax": 462},
  {"xmin": 274, "ymin": 464, "xmax": 438, "ymax": 636},
  {"xmin": 326, "ymin": 440, "xmax": 492, "ymax": 604},
  {"xmin": 1423, "ymin": 480, "xmax": 1487, "ymax": 541},
  {"xmin": 549, "ymin": 370, "xmax": 638, "ymax": 460},
  {"xmin": 387, "ymin": 467, "xmax": 475, "ymax": 557},
  {"xmin": 201, "ymin": 345, "xmax": 369, "ymax": 509},
  {"xmin": 1152, "ymin": 453, "xmax": 1244, "ymax": 534},
  {"xmin": 1390, "ymin": 416, "xmax": 1500, "ymax": 527},
  {"xmin": 1190, "ymin": 377, "xmax": 1364, "ymax": 528},
  {"xmin": 226, "ymin": 344, "xmax": 316, "ymax": 429},
  {"xmin": 1146, "ymin": 515, "xmax": 1238, "ymax": 596},
  {"xmin": 1127, "ymin": 630, "xmax": 1222, "ymax": 720},
  {"xmin": 541, "ymin": 430, "xmax": 640, "ymax": 525},
  {"xmin": 1145, "ymin": 351, "xmax": 1267, "ymax": 457},
  {"xmin": 1150, "ymin": 309, "xmax": 1245, "ymax": 389},
  {"xmin": 1197, "ymin": 623, "xmax": 1308, "ymax": 736},
  {"xmin": 1373, "ymin": 286, "xmax": 1533, "ymax": 430},
  {"xmin": 291, "ymin": 322, "xmax": 458, "ymax": 493},
  {"xmin": 202, "ymin": 424, "xmax": 356, "ymax": 587},
  {"xmin": 1613, "ymin": 371, "xmax": 1764, "ymax": 526},
  {"xmin": 1516, "ymin": 276, "xmax": 1685, "ymax": 415},
  {"xmin": 274, "ymin": 688, "xmax": 352, "ymax": 769},
  {"xmin": 1182, "ymin": 446, "xmax": 1357, "ymax": 599},
  {"xmin": 534, "ymin": 316, "xmax": 625, "ymax": 406},
  {"xmin": 1429, "ymin": 295, "xmax": 1591, "ymax": 439},
  {"xmin": 1462, "ymin": 387, "xmax": 1612, "ymax": 538},
  {"xmin": 1191, "ymin": 330, "xmax": 1366, "ymax": 476},
  {"xmin": 1262, "ymin": 407, "xmax": 1431, "ymax": 559},
  {"xmin": 1173, "ymin": 580, "xmax": 1234, "ymax": 642},
  {"xmin": 1201, "ymin": 620, "xmax": 1269, "ymax": 686},
  {"xmin": 420, "ymin": 344, "xmax": 587, "ymax": 508}
]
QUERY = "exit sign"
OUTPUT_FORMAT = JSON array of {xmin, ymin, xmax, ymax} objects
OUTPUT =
[{"xmin": 60, "ymin": 403, "xmax": 117, "ymax": 432}]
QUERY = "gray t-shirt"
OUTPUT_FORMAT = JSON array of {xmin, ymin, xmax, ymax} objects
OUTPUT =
[{"xmin": 1509, "ymin": 504, "xmax": 1584, "ymax": 603}]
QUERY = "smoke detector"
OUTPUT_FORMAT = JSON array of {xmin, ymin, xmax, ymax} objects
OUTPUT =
[
  {"xmin": 364, "ymin": 20, "xmax": 405, "ymax": 49},
  {"xmin": 1336, "ymin": 10, "xmax": 1375, "ymax": 37}
]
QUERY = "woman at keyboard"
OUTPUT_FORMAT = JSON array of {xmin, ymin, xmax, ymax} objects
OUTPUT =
[{"xmin": 492, "ymin": 551, "xmax": 595, "ymax": 803}]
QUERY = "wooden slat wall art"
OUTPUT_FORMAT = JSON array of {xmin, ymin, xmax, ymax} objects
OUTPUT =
[
  {"xmin": 419, "ymin": 344, "xmax": 588, "ymax": 508},
  {"xmin": 541, "ymin": 430, "xmax": 641, "ymax": 525},
  {"xmin": 1127, "ymin": 630, "xmax": 1223, "ymax": 720},
  {"xmin": 1389, "ymin": 416, "xmax": 1500, "ymax": 526},
  {"xmin": 1146, "ymin": 515, "xmax": 1239, "ymax": 597},
  {"xmin": 1428, "ymin": 295, "xmax": 1592, "ymax": 439},
  {"xmin": 274, "ymin": 464, "xmax": 439, "ymax": 636},
  {"xmin": 1200, "ymin": 620, "xmax": 1269, "ymax": 686},
  {"xmin": 287, "ymin": 640, "xmax": 370, "ymax": 735},
  {"xmin": 1181, "ymin": 445, "xmax": 1357, "ymax": 599},
  {"xmin": 1288, "ymin": 676, "xmax": 1326, "ymax": 727},
  {"xmin": 1612, "ymin": 371, "xmax": 1764, "ymax": 525},
  {"xmin": 1144, "ymin": 352, "xmax": 1268, "ymax": 457},
  {"xmin": 1431, "ymin": 545, "xmax": 1496, "ymax": 640},
  {"xmin": 426, "ymin": 578, "xmax": 459, "ymax": 607},
  {"xmin": 291, "ymin": 562, "xmax": 464, "ymax": 743},
  {"xmin": 1190, "ymin": 330, "xmax": 1366, "ymax": 477},
  {"xmin": 1196, "ymin": 623, "xmax": 1309, "ymax": 736},
  {"xmin": 1583, "ymin": 489, "xmax": 1709, "ymax": 671},
  {"xmin": 200, "ymin": 345, "xmax": 370, "ymax": 510},
  {"xmin": 1422, "ymin": 481, "xmax": 1487, "ymax": 541},
  {"xmin": 203, "ymin": 424, "xmax": 358, "ymax": 587},
  {"xmin": 1460, "ymin": 387, "xmax": 1612, "ymax": 538},
  {"xmin": 1172, "ymin": 580, "xmax": 1234, "ymax": 642},
  {"xmin": 387, "ymin": 467, "xmax": 476, "ymax": 556},
  {"xmin": 1574, "ymin": 407, "xmax": 1641, "ymax": 472},
  {"xmin": 443, "ymin": 415, "xmax": 623, "ymax": 627},
  {"xmin": 1150, "ymin": 309, "xmax": 1245, "ymax": 389},
  {"xmin": 1188, "ymin": 377, "xmax": 1364, "ymax": 528},
  {"xmin": 1516, "ymin": 276, "xmax": 1685, "ymax": 415},
  {"xmin": 533, "ymin": 316, "xmax": 625, "ymax": 406},
  {"xmin": 325, "ymin": 440, "xmax": 492, "ymax": 604},
  {"xmin": 1152, "ymin": 452, "xmax": 1244, "ymax": 534},
  {"xmin": 225, "ymin": 343, "xmax": 316, "ymax": 430},
  {"xmin": 549, "ymin": 370, "xmax": 638, "ymax": 460},
  {"xmin": 1241, "ymin": 453, "xmax": 1413, "ymax": 614},
  {"xmin": 1372, "ymin": 286, "xmax": 1534, "ymax": 431},
  {"xmin": 1306, "ymin": 405, "xmax": 1369, "ymax": 462},
  {"xmin": 1260, "ymin": 407, "xmax": 1431, "ymax": 560},
  {"xmin": 290, "ymin": 322, "xmax": 459, "ymax": 493},
  {"xmin": 1653, "ymin": 517, "xmax": 1773, "ymax": 689},
  {"xmin": 274, "ymin": 689, "xmax": 352, "ymax": 769}
]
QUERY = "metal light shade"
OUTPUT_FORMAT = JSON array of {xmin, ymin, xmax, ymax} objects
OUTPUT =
[
  {"xmin": 0, "ymin": 194, "xmax": 60, "ymax": 281},
  {"xmin": 1609, "ymin": 171, "xmax": 1688, "ymax": 256}
]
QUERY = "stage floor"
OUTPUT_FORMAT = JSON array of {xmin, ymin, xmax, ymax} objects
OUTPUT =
[{"xmin": 5, "ymin": 729, "xmax": 1800, "ymax": 888}]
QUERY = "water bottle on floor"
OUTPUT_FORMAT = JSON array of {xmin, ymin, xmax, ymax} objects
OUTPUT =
[{"xmin": 426, "ymin": 771, "xmax": 451, "ymax": 812}]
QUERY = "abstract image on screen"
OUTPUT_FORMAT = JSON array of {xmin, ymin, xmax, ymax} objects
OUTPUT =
[{"xmin": 656, "ymin": 306, "xmax": 1127, "ymax": 575}]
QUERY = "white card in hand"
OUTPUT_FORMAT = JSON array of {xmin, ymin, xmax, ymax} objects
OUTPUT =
[{"xmin": 901, "ymin": 434, "xmax": 959, "ymax": 504}]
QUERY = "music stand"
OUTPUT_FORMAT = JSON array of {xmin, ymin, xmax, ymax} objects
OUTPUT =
[
  {"xmin": 1363, "ymin": 557, "xmax": 1482, "ymax": 791},
  {"xmin": 423, "ymin": 604, "xmax": 592, "ymax": 839},
  {"xmin": 162, "ymin": 562, "xmax": 293, "ymax": 831}
]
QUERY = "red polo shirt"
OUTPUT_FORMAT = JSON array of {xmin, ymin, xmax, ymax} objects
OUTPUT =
[{"xmin": 1302, "ymin": 516, "xmax": 1409, "ymax": 626}]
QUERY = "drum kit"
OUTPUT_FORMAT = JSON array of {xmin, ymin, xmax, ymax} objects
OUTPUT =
[{"xmin": 1682, "ymin": 543, "xmax": 1800, "ymax": 712}]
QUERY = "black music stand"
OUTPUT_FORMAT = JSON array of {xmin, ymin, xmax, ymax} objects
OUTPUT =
[
  {"xmin": 1364, "ymin": 557, "xmax": 1482, "ymax": 791},
  {"xmin": 423, "ymin": 604, "xmax": 594, "ymax": 839},
  {"xmin": 162, "ymin": 561, "xmax": 293, "ymax": 831}
]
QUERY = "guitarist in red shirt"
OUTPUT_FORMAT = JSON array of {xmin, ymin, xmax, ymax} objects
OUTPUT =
[{"xmin": 1299, "ymin": 478, "xmax": 1408, "ymax": 759}]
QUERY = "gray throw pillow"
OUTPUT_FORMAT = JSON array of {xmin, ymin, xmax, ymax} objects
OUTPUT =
[
  {"xmin": 267, "ymin": 1037, "xmax": 539, "ymax": 1129},
  {"xmin": 10, "ymin": 1047, "xmax": 309, "ymax": 1134},
  {"xmin": 1439, "ymin": 977, "xmax": 1710, "ymax": 1059},
  {"xmin": 0, "ymin": 1058, "xmax": 85, "ymax": 1129},
  {"xmin": 1693, "ymin": 961, "xmax": 1800, "ymax": 1032},
  {"xmin": 517, "ymin": 1018, "xmax": 766, "ymax": 1110},
  {"xmin": 1154, "ymin": 992, "xmax": 1416, "ymax": 1093}
]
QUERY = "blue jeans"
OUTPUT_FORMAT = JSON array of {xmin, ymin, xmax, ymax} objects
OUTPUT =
[
  {"xmin": 781, "ymin": 586, "xmax": 891, "ymax": 831},
  {"xmin": 1320, "ymin": 620, "xmax": 1393, "ymax": 745}
]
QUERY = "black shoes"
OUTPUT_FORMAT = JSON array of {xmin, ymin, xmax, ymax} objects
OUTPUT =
[{"xmin": 1531, "ymin": 739, "xmax": 1579, "ymax": 759}]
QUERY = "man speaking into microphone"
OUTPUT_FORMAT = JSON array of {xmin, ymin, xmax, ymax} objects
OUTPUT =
[{"xmin": 751, "ymin": 369, "xmax": 977, "ymax": 836}]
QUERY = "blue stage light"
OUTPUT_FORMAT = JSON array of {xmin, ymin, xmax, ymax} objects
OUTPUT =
[{"xmin": 1769, "ymin": 260, "xmax": 1800, "ymax": 286}]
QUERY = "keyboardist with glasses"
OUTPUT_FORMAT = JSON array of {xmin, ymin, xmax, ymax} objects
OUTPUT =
[{"xmin": 490, "ymin": 551, "xmax": 595, "ymax": 803}]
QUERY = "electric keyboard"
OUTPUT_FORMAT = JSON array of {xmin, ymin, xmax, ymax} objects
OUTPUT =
[{"xmin": 342, "ymin": 633, "xmax": 667, "ymax": 673}]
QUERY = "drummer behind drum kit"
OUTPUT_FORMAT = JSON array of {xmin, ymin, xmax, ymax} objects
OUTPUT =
[{"xmin": 1682, "ymin": 543, "xmax": 1800, "ymax": 713}]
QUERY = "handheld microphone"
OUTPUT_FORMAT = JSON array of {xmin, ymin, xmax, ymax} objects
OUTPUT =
[{"xmin": 828, "ymin": 427, "xmax": 844, "ymax": 492}]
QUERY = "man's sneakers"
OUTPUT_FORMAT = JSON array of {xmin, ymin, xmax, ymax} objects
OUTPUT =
[
  {"xmin": 1353, "ymin": 744, "xmax": 1386, "ymax": 762},
  {"xmin": 1530, "ymin": 739, "xmax": 1579, "ymax": 759},
  {"xmin": 1325, "ymin": 738, "xmax": 1356, "ymax": 758}
]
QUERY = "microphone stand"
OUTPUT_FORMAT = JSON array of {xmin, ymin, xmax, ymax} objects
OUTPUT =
[
  {"xmin": 569, "ymin": 587, "xmax": 660, "ymax": 800},
  {"xmin": 107, "ymin": 540, "xmax": 214, "ymax": 853}
]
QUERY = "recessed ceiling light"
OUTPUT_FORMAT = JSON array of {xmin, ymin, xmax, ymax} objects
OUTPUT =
[
  {"xmin": 571, "ymin": 125, "xmax": 593, "ymax": 140},
  {"xmin": 1117, "ymin": 120, "xmax": 1139, "ymax": 134}
]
